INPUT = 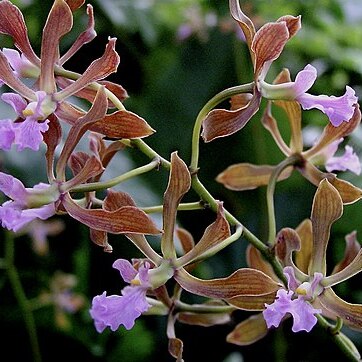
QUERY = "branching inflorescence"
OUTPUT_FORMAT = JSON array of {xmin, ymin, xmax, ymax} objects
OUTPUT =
[{"xmin": 0, "ymin": 0, "xmax": 361, "ymax": 361}]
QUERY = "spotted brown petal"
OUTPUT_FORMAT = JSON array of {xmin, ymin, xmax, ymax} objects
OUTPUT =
[
  {"xmin": 174, "ymin": 268, "xmax": 280, "ymax": 300},
  {"xmin": 168, "ymin": 338, "xmax": 183, "ymax": 362},
  {"xmin": 216, "ymin": 163, "xmax": 292, "ymax": 191},
  {"xmin": 177, "ymin": 204, "xmax": 230, "ymax": 266},
  {"xmin": 161, "ymin": 152, "xmax": 191, "ymax": 258},
  {"xmin": 318, "ymin": 288, "xmax": 362, "ymax": 329},
  {"xmin": 309, "ymin": 179, "xmax": 343, "ymax": 275},
  {"xmin": 252, "ymin": 22, "xmax": 289, "ymax": 78},
  {"xmin": 62, "ymin": 193, "xmax": 160, "ymax": 235},
  {"xmin": 55, "ymin": 38, "xmax": 120, "ymax": 100},
  {"xmin": 92, "ymin": 110, "xmax": 155, "ymax": 139},
  {"xmin": 201, "ymin": 91, "xmax": 261, "ymax": 142},
  {"xmin": 226, "ymin": 313, "xmax": 269, "ymax": 346},
  {"xmin": 68, "ymin": 151, "xmax": 90, "ymax": 178},
  {"xmin": 40, "ymin": 0, "xmax": 73, "ymax": 93},
  {"xmin": 0, "ymin": 0, "xmax": 39, "ymax": 65}
]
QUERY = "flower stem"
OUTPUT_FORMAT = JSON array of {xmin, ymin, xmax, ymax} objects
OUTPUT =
[
  {"xmin": 174, "ymin": 300, "xmax": 235, "ymax": 314},
  {"xmin": 266, "ymin": 155, "xmax": 301, "ymax": 245},
  {"xmin": 316, "ymin": 315, "xmax": 361, "ymax": 361},
  {"xmin": 190, "ymin": 83, "xmax": 254, "ymax": 173},
  {"xmin": 142, "ymin": 201, "xmax": 205, "ymax": 214},
  {"xmin": 69, "ymin": 158, "xmax": 160, "ymax": 193},
  {"xmin": 4, "ymin": 232, "xmax": 42, "ymax": 362}
]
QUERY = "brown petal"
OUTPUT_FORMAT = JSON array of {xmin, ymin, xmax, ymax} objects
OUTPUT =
[
  {"xmin": 216, "ymin": 163, "xmax": 292, "ymax": 191},
  {"xmin": 304, "ymin": 105, "xmax": 361, "ymax": 160},
  {"xmin": 62, "ymin": 193, "xmax": 160, "ymax": 235},
  {"xmin": 60, "ymin": 4, "xmax": 96, "ymax": 65},
  {"xmin": 226, "ymin": 292, "xmax": 277, "ymax": 311},
  {"xmin": 168, "ymin": 338, "xmax": 183, "ymax": 362},
  {"xmin": 230, "ymin": 94, "xmax": 253, "ymax": 110},
  {"xmin": 318, "ymin": 288, "xmax": 362, "ymax": 329},
  {"xmin": 64, "ymin": 155, "xmax": 104, "ymax": 190},
  {"xmin": 55, "ymin": 38, "xmax": 120, "ymax": 100},
  {"xmin": 65, "ymin": 0, "xmax": 85, "ymax": 11},
  {"xmin": 68, "ymin": 151, "xmax": 91, "ymax": 178},
  {"xmin": 310, "ymin": 179, "xmax": 343, "ymax": 275},
  {"xmin": 275, "ymin": 228, "xmax": 302, "ymax": 270},
  {"xmin": 294, "ymin": 219, "xmax": 313, "ymax": 274},
  {"xmin": 55, "ymin": 101, "xmax": 84, "ymax": 125},
  {"xmin": 0, "ymin": 50, "xmax": 35, "ymax": 100},
  {"xmin": 228, "ymin": 0, "xmax": 256, "ymax": 51},
  {"xmin": 277, "ymin": 15, "xmax": 301, "ymax": 39},
  {"xmin": 261, "ymin": 103, "xmax": 291, "ymax": 156},
  {"xmin": 161, "ymin": 152, "xmax": 191, "ymax": 258},
  {"xmin": 174, "ymin": 268, "xmax": 280, "ymax": 299},
  {"xmin": 323, "ymin": 248, "xmax": 362, "ymax": 287},
  {"xmin": 103, "ymin": 190, "xmax": 162, "ymax": 264},
  {"xmin": 252, "ymin": 22, "xmax": 289, "ymax": 78},
  {"xmin": 226, "ymin": 314, "xmax": 269, "ymax": 346},
  {"xmin": 89, "ymin": 228, "xmax": 113, "ymax": 253},
  {"xmin": 176, "ymin": 227, "xmax": 195, "ymax": 254},
  {"xmin": 43, "ymin": 114, "xmax": 62, "ymax": 179},
  {"xmin": 103, "ymin": 189, "xmax": 136, "ymax": 210},
  {"xmin": 0, "ymin": 1, "xmax": 39, "ymax": 65},
  {"xmin": 177, "ymin": 204, "xmax": 230, "ymax": 266},
  {"xmin": 92, "ymin": 110, "xmax": 155, "ymax": 139},
  {"xmin": 201, "ymin": 91, "xmax": 261, "ymax": 142},
  {"xmin": 177, "ymin": 301, "xmax": 232, "ymax": 327},
  {"xmin": 332, "ymin": 231, "xmax": 361, "ymax": 274},
  {"xmin": 56, "ymin": 86, "xmax": 108, "ymax": 178},
  {"xmin": 56, "ymin": 77, "xmax": 129, "ymax": 106},
  {"xmin": 274, "ymin": 99, "xmax": 303, "ymax": 153},
  {"xmin": 328, "ymin": 176, "xmax": 362, "ymax": 205},
  {"xmin": 40, "ymin": 0, "xmax": 73, "ymax": 93},
  {"xmin": 246, "ymin": 245, "xmax": 278, "ymax": 281},
  {"xmin": 298, "ymin": 161, "xmax": 362, "ymax": 204}
]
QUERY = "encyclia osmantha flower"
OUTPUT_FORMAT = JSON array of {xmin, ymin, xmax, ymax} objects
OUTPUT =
[{"xmin": 227, "ymin": 179, "xmax": 362, "ymax": 345}]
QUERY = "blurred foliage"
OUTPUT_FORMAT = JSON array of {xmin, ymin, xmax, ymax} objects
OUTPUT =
[{"xmin": 1, "ymin": 0, "xmax": 362, "ymax": 361}]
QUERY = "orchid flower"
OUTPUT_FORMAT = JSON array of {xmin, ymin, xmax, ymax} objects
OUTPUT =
[
  {"xmin": 0, "ymin": 0, "xmax": 153, "ymax": 152},
  {"xmin": 201, "ymin": 0, "xmax": 357, "ymax": 142},
  {"xmin": 259, "ymin": 64, "xmax": 357, "ymax": 127},
  {"xmin": 217, "ymin": 68, "xmax": 362, "ymax": 204},
  {"xmin": 89, "ymin": 152, "xmax": 281, "ymax": 362},
  {"xmin": 227, "ymin": 179, "xmax": 362, "ymax": 345},
  {"xmin": 202, "ymin": 0, "xmax": 301, "ymax": 142}
]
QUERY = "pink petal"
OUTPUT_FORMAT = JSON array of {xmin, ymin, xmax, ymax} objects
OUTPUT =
[
  {"xmin": 14, "ymin": 118, "xmax": 49, "ymax": 151},
  {"xmin": 112, "ymin": 259, "xmax": 137, "ymax": 283},
  {"xmin": 0, "ymin": 120, "xmax": 16, "ymax": 150},
  {"xmin": 325, "ymin": 145, "xmax": 361, "ymax": 175}
]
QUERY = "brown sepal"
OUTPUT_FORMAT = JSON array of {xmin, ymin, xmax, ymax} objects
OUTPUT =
[{"xmin": 226, "ymin": 313, "xmax": 269, "ymax": 346}]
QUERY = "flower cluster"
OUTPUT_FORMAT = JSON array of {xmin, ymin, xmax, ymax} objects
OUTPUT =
[{"xmin": 0, "ymin": 1, "xmax": 361, "ymax": 361}]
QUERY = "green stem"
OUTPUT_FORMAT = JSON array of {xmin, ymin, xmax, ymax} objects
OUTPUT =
[
  {"xmin": 69, "ymin": 158, "xmax": 160, "ymax": 193},
  {"xmin": 266, "ymin": 155, "xmax": 300, "ymax": 245},
  {"xmin": 316, "ymin": 315, "xmax": 361, "ymax": 361},
  {"xmin": 142, "ymin": 201, "xmax": 204, "ymax": 214},
  {"xmin": 190, "ymin": 83, "xmax": 254, "ymax": 173},
  {"xmin": 174, "ymin": 300, "xmax": 235, "ymax": 314},
  {"xmin": 4, "ymin": 232, "xmax": 42, "ymax": 362}
]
